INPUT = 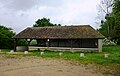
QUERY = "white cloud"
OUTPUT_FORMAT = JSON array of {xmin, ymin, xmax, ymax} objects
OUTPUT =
[
  {"xmin": 0, "ymin": 0, "xmax": 39, "ymax": 11},
  {"xmin": 0, "ymin": 0, "xmax": 101, "ymax": 33}
]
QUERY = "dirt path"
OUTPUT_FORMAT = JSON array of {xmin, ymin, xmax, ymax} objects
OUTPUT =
[{"xmin": 0, "ymin": 56, "xmax": 103, "ymax": 76}]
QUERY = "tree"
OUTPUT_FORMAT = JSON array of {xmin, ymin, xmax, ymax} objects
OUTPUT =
[
  {"xmin": 33, "ymin": 17, "xmax": 61, "ymax": 27},
  {"xmin": 98, "ymin": 0, "xmax": 120, "ymax": 44},
  {"xmin": 0, "ymin": 25, "xmax": 15, "ymax": 49},
  {"xmin": 97, "ymin": 0, "xmax": 113, "ymax": 36},
  {"xmin": 33, "ymin": 18, "xmax": 61, "ymax": 46},
  {"xmin": 96, "ymin": 0, "xmax": 113, "ymax": 24},
  {"xmin": 99, "ymin": 0, "xmax": 113, "ymax": 14},
  {"xmin": 99, "ymin": 13, "xmax": 115, "ymax": 38},
  {"xmin": 111, "ymin": 0, "xmax": 120, "ymax": 44},
  {"xmin": 97, "ymin": 0, "xmax": 114, "ymax": 38}
]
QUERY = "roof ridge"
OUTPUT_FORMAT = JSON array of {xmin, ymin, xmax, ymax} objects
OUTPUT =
[{"xmin": 31, "ymin": 25, "xmax": 90, "ymax": 29}]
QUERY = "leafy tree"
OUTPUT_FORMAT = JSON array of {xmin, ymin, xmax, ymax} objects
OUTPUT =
[
  {"xmin": 33, "ymin": 17, "xmax": 61, "ymax": 27},
  {"xmin": 33, "ymin": 18, "xmax": 61, "ymax": 46},
  {"xmin": 0, "ymin": 25, "xmax": 15, "ymax": 49},
  {"xmin": 98, "ymin": 0, "xmax": 120, "ymax": 44},
  {"xmin": 111, "ymin": 0, "xmax": 120, "ymax": 44},
  {"xmin": 99, "ymin": 13, "xmax": 115, "ymax": 37}
]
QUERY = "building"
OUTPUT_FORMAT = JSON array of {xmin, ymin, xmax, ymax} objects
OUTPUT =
[{"xmin": 14, "ymin": 25, "xmax": 105, "ymax": 52}]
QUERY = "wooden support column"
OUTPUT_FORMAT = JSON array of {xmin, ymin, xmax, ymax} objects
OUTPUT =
[
  {"xmin": 57, "ymin": 40, "xmax": 59, "ymax": 47},
  {"xmin": 14, "ymin": 38, "xmax": 17, "ymax": 51},
  {"xmin": 26, "ymin": 39, "xmax": 32, "ymax": 51},
  {"xmin": 36, "ymin": 39, "xmax": 39, "ymax": 46},
  {"xmin": 65, "ymin": 40, "xmax": 66, "ymax": 47},
  {"xmin": 71, "ymin": 39, "xmax": 73, "ymax": 49},
  {"xmin": 79, "ymin": 39, "xmax": 80, "ymax": 48},
  {"xmin": 47, "ymin": 39, "xmax": 50, "ymax": 48}
]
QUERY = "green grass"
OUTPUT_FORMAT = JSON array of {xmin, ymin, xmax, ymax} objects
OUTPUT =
[
  {"xmin": 22, "ymin": 45, "xmax": 120, "ymax": 64},
  {"xmin": 0, "ymin": 45, "xmax": 120, "ymax": 64},
  {"xmin": 0, "ymin": 49, "xmax": 10, "ymax": 52},
  {"xmin": 103, "ymin": 45, "xmax": 120, "ymax": 63}
]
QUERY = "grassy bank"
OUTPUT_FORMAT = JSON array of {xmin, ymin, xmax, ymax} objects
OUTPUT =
[
  {"xmin": 0, "ymin": 45, "xmax": 120, "ymax": 64},
  {"xmin": 26, "ymin": 45, "xmax": 120, "ymax": 64}
]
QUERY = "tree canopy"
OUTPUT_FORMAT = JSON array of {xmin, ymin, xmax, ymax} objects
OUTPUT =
[
  {"xmin": 98, "ymin": 0, "xmax": 120, "ymax": 44},
  {"xmin": 33, "ymin": 18, "xmax": 61, "ymax": 27},
  {"xmin": 111, "ymin": 0, "xmax": 120, "ymax": 44},
  {"xmin": 0, "ymin": 25, "xmax": 15, "ymax": 49},
  {"xmin": 33, "ymin": 18, "xmax": 61, "ymax": 45}
]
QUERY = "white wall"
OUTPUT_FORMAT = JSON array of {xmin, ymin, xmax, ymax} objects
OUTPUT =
[{"xmin": 98, "ymin": 39, "xmax": 103, "ymax": 52}]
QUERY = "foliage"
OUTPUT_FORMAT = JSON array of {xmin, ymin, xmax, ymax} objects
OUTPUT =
[
  {"xmin": 17, "ymin": 39, "xmax": 28, "ymax": 46},
  {"xmin": 0, "ymin": 25, "xmax": 15, "ymax": 49},
  {"xmin": 33, "ymin": 18, "xmax": 61, "ymax": 45},
  {"xmin": 33, "ymin": 17, "xmax": 61, "ymax": 27},
  {"xmin": 98, "ymin": 0, "xmax": 120, "ymax": 44},
  {"xmin": 111, "ymin": 0, "xmax": 120, "ymax": 44}
]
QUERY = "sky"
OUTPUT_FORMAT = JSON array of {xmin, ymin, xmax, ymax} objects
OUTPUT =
[{"xmin": 0, "ymin": 0, "xmax": 101, "ymax": 33}]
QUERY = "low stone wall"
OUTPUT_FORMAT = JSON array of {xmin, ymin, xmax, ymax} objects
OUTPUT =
[
  {"xmin": 29, "ymin": 46, "xmax": 98, "ymax": 52},
  {"xmin": 16, "ymin": 46, "xmax": 28, "ymax": 51}
]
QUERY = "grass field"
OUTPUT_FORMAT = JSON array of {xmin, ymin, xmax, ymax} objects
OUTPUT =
[
  {"xmin": 0, "ymin": 45, "xmax": 120, "ymax": 76},
  {"xmin": 1, "ymin": 45, "xmax": 120, "ymax": 64}
]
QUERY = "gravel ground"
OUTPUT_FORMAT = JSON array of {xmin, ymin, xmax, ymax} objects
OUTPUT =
[{"xmin": 0, "ymin": 55, "xmax": 104, "ymax": 76}]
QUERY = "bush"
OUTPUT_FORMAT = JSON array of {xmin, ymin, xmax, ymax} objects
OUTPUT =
[{"xmin": 0, "ymin": 25, "xmax": 15, "ymax": 49}]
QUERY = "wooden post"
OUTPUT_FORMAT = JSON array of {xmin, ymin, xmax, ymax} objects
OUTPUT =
[
  {"xmin": 79, "ymin": 39, "xmax": 81, "ymax": 48},
  {"xmin": 58, "ymin": 40, "xmax": 59, "ymax": 47},
  {"xmin": 36, "ymin": 39, "xmax": 38, "ymax": 46},
  {"xmin": 27, "ymin": 39, "xmax": 31, "ymax": 45},
  {"xmin": 47, "ymin": 39, "xmax": 49, "ymax": 48},
  {"xmin": 71, "ymin": 39, "xmax": 73, "ymax": 49},
  {"xmin": 14, "ymin": 38, "xmax": 17, "ymax": 51},
  {"xmin": 27, "ymin": 39, "xmax": 32, "ymax": 51}
]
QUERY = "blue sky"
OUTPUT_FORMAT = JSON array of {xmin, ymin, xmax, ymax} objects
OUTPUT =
[{"xmin": 0, "ymin": 0, "xmax": 101, "ymax": 33}]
